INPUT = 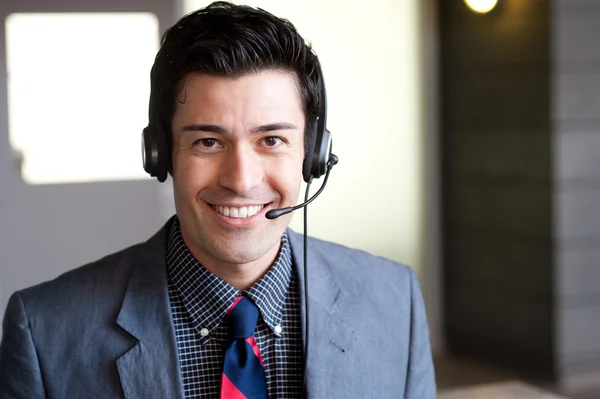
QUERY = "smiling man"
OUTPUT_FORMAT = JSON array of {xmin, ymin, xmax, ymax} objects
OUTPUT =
[{"xmin": 0, "ymin": 2, "xmax": 436, "ymax": 398}]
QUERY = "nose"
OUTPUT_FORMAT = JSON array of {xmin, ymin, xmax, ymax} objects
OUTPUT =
[{"xmin": 219, "ymin": 144, "xmax": 264, "ymax": 194}]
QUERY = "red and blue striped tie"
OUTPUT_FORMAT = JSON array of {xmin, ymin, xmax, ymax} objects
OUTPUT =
[{"xmin": 220, "ymin": 296, "xmax": 267, "ymax": 399}]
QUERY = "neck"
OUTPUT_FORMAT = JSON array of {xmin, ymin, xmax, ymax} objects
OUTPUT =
[
  {"xmin": 180, "ymin": 232, "xmax": 281, "ymax": 291},
  {"xmin": 203, "ymin": 259, "xmax": 275, "ymax": 291}
]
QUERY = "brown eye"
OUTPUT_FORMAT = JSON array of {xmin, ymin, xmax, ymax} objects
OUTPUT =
[
  {"xmin": 197, "ymin": 138, "xmax": 217, "ymax": 147},
  {"xmin": 263, "ymin": 137, "xmax": 281, "ymax": 147}
]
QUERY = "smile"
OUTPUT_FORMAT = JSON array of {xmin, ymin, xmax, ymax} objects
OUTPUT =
[{"xmin": 211, "ymin": 204, "xmax": 265, "ymax": 219}]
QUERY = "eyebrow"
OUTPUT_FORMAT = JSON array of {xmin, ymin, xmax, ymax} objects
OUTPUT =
[{"xmin": 181, "ymin": 122, "xmax": 298, "ymax": 135}]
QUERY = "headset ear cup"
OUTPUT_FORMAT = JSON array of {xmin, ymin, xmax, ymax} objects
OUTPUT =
[
  {"xmin": 142, "ymin": 126, "xmax": 157, "ymax": 176},
  {"xmin": 302, "ymin": 120, "xmax": 319, "ymax": 183},
  {"xmin": 142, "ymin": 124, "xmax": 169, "ymax": 182},
  {"xmin": 155, "ymin": 123, "xmax": 169, "ymax": 182},
  {"xmin": 303, "ymin": 123, "xmax": 332, "ymax": 182},
  {"xmin": 311, "ymin": 128, "xmax": 331, "ymax": 179},
  {"xmin": 316, "ymin": 129, "xmax": 332, "ymax": 176}
]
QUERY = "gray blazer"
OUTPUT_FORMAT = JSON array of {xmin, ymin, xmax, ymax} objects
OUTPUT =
[{"xmin": 0, "ymin": 221, "xmax": 436, "ymax": 398}]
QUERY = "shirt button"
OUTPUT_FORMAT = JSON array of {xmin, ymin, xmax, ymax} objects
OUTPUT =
[
  {"xmin": 274, "ymin": 325, "xmax": 282, "ymax": 334},
  {"xmin": 200, "ymin": 328, "xmax": 209, "ymax": 337}
]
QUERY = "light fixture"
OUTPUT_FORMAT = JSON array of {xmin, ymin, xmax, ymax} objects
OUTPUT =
[{"xmin": 464, "ymin": 0, "xmax": 498, "ymax": 14}]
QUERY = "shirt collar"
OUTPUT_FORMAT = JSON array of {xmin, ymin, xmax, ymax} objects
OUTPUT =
[{"xmin": 166, "ymin": 216, "xmax": 293, "ymax": 339}]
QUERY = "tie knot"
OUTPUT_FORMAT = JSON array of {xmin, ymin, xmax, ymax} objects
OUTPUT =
[{"xmin": 225, "ymin": 296, "xmax": 259, "ymax": 340}]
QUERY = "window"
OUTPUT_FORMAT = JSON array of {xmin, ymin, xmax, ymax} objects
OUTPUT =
[{"xmin": 6, "ymin": 13, "xmax": 159, "ymax": 184}]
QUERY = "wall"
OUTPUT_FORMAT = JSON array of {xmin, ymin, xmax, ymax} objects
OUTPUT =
[
  {"xmin": 0, "ymin": 0, "xmax": 178, "ymax": 337},
  {"xmin": 439, "ymin": 0, "xmax": 555, "ymax": 376},
  {"xmin": 440, "ymin": 0, "xmax": 600, "ymax": 389},
  {"xmin": 552, "ymin": 0, "xmax": 600, "ymax": 391}
]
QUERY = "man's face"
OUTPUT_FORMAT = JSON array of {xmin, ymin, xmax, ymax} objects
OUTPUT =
[{"xmin": 170, "ymin": 70, "xmax": 305, "ymax": 269}]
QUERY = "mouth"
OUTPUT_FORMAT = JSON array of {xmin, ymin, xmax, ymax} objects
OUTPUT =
[{"xmin": 210, "ymin": 204, "xmax": 267, "ymax": 219}]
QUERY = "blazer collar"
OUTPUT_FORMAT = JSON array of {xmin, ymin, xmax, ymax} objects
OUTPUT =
[{"xmin": 115, "ymin": 218, "xmax": 184, "ymax": 399}]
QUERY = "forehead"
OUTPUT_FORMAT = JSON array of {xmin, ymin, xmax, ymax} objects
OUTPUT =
[{"xmin": 173, "ymin": 70, "xmax": 304, "ymax": 122}]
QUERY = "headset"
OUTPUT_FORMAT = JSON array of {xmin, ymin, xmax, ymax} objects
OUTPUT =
[{"xmin": 141, "ymin": 62, "xmax": 335, "ymax": 186}]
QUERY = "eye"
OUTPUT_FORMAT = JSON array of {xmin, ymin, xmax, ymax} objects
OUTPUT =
[
  {"xmin": 196, "ymin": 138, "xmax": 216, "ymax": 147},
  {"xmin": 263, "ymin": 136, "xmax": 283, "ymax": 147},
  {"xmin": 190, "ymin": 138, "xmax": 224, "ymax": 153}
]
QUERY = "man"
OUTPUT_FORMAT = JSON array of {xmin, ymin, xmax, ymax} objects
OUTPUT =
[{"xmin": 0, "ymin": 2, "xmax": 436, "ymax": 398}]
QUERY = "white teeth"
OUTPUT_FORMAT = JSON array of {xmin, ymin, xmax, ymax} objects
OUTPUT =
[{"xmin": 212, "ymin": 205, "xmax": 264, "ymax": 219}]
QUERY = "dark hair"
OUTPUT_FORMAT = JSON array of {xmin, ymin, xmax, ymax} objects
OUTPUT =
[{"xmin": 148, "ymin": 1, "xmax": 323, "ymax": 155}]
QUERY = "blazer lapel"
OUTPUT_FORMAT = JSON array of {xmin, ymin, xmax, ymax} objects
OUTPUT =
[
  {"xmin": 287, "ymin": 230, "xmax": 356, "ymax": 398},
  {"xmin": 115, "ymin": 223, "xmax": 184, "ymax": 399}
]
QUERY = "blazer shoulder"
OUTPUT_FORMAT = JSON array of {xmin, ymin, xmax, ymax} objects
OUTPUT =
[
  {"xmin": 15, "ymin": 241, "xmax": 146, "ymax": 320},
  {"xmin": 17, "ymin": 220, "xmax": 171, "ymax": 306},
  {"xmin": 288, "ymin": 229, "xmax": 417, "ymax": 294}
]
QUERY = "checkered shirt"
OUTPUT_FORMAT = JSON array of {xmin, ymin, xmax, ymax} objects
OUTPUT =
[{"xmin": 166, "ymin": 217, "xmax": 303, "ymax": 398}]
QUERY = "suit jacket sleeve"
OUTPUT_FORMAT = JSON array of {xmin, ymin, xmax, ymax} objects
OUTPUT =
[
  {"xmin": 404, "ymin": 269, "xmax": 436, "ymax": 398},
  {"xmin": 0, "ymin": 292, "xmax": 46, "ymax": 398}
]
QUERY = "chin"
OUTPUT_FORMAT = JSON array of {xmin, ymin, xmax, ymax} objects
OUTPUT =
[{"xmin": 212, "ymin": 234, "xmax": 280, "ymax": 263}]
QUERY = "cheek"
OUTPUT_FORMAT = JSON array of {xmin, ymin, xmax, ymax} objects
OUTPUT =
[
  {"xmin": 266, "ymin": 155, "xmax": 304, "ymax": 197},
  {"xmin": 173, "ymin": 154, "xmax": 212, "ymax": 198}
]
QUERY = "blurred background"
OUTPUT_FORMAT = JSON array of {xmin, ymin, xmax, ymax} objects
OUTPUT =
[{"xmin": 1, "ymin": 0, "xmax": 598, "ymax": 397}]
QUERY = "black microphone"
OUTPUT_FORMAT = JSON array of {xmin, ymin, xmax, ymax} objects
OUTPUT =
[{"xmin": 265, "ymin": 154, "xmax": 338, "ymax": 220}]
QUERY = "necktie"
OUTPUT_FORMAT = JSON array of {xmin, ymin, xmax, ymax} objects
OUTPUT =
[{"xmin": 220, "ymin": 296, "xmax": 268, "ymax": 399}]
